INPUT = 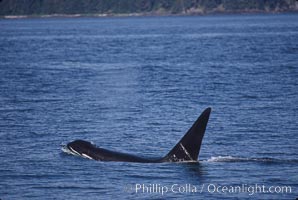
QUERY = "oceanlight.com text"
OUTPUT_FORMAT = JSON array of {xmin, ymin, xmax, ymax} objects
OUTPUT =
[{"xmin": 127, "ymin": 183, "xmax": 292, "ymax": 196}]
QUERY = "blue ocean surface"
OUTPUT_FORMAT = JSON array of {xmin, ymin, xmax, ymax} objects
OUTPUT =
[{"xmin": 0, "ymin": 14, "xmax": 297, "ymax": 199}]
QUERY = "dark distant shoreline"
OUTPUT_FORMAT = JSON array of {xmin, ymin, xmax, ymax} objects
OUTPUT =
[{"xmin": 1, "ymin": 0, "xmax": 297, "ymax": 19}]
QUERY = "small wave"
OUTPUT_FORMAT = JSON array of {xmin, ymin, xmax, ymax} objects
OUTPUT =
[{"xmin": 205, "ymin": 156, "xmax": 298, "ymax": 163}]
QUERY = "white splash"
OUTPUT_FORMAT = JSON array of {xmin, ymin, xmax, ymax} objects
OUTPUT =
[
  {"xmin": 61, "ymin": 145, "xmax": 81, "ymax": 157},
  {"xmin": 205, "ymin": 156, "xmax": 277, "ymax": 162},
  {"xmin": 206, "ymin": 156, "xmax": 248, "ymax": 162}
]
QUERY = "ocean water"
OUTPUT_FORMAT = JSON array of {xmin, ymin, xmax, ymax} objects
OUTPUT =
[{"xmin": 0, "ymin": 14, "xmax": 297, "ymax": 199}]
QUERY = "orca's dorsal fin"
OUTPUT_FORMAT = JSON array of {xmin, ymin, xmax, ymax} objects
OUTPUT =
[{"xmin": 162, "ymin": 107, "xmax": 211, "ymax": 162}]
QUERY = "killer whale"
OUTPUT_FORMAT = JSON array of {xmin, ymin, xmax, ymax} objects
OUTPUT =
[{"xmin": 64, "ymin": 107, "xmax": 211, "ymax": 163}]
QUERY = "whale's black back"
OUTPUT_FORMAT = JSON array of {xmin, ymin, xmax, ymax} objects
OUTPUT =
[{"xmin": 65, "ymin": 107, "xmax": 211, "ymax": 163}]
